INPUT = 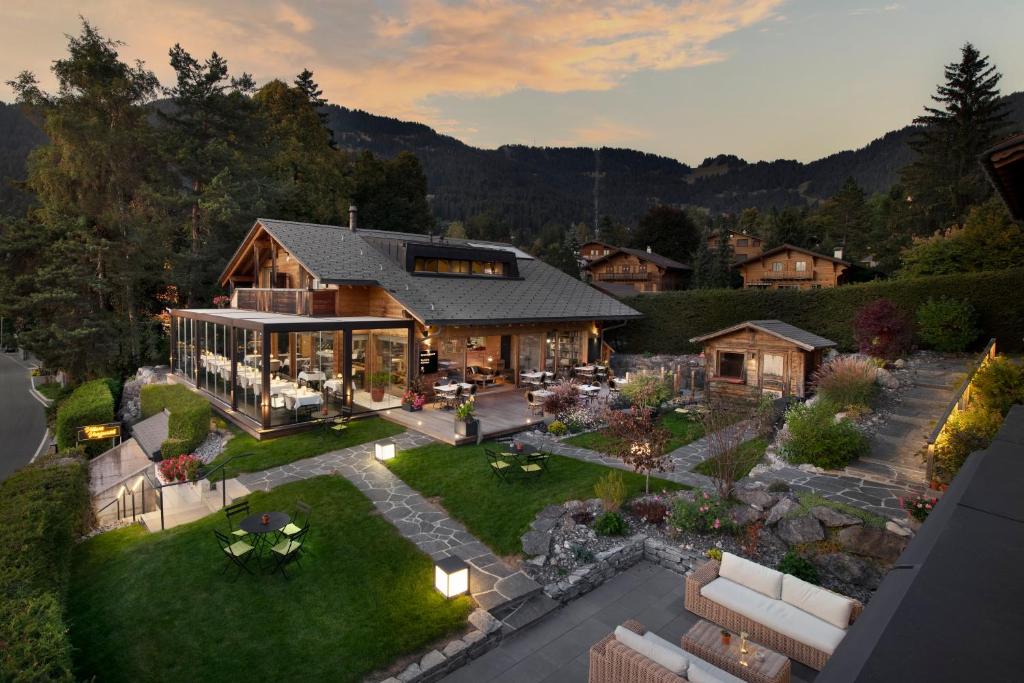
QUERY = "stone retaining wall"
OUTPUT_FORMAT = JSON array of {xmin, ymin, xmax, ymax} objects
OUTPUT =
[{"xmin": 382, "ymin": 609, "xmax": 504, "ymax": 683}]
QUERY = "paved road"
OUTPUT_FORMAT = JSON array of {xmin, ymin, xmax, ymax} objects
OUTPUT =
[{"xmin": 0, "ymin": 353, "xmax": 47, "ymax": 480}]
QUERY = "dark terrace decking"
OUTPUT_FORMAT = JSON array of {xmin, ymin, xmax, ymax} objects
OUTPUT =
[{"xmin": 380, "ymin": 386, "xmax": 552, "ymax": 445}]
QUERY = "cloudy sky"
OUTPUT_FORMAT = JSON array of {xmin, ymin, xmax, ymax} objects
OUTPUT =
[{"xmin": 2, "ymin": 0, "xmax": 1021, "ymax": 164}]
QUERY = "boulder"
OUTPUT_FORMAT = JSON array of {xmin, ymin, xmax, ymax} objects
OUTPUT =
[
  {"xmin": 893, "ymin": 358, "xmax": 906, "ymax": 369},
  {"xmin": 885, "ymin": 520, "xmax": 914, "ymax": 537},
  {"xmin": 539, "ymin": 504, "xmax": 566, "ymax": 520},
  {"xmin": 730, "ymin": 506, "xmax": 763, "ymax": 527},
  {"xmin": 765, "ymin": 497, "xmax": 799, "ymax": 526},
  {"xmin": 814, "ymin": 552, "xmax": 881, "ymax": 589},
  {"xmin": 875, "ymin": 367, "xmax": 900, "ymax": 389},
  {"xmin": 468, "ymin": 608, "xmax": 502, "ymax": 635},
  {"xmin": 521, "ymin": 530, "xmax": 552, "ymax": 557},
  {"xmin": 810, "ymin": 505, "xmax": 863, "ymax": 528},
  {"xmin": 397, "ymin": 663, "xmax": 421, "ymax": 682},
  {"xmin": 530, "ymin": 516, "xmax": 560, "ymax": 533},
  {"xmin": 420, "ymin": 649, "xmax": 446, "ymax": 672},
  {"xmin": 733, "ymin": 487, "xmax": 773, "ymax": 510},
  {"xmin": 837, "ymin": 526, "xmax": 908, "ymax": 563},
  {"xmin": 776, "ymin": 515, "xmax": 825, "ymax": 545}
]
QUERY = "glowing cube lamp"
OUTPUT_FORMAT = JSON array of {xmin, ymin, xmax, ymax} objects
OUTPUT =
[
  {"xmin": 434, "ymin": 556, "xmax": 469, "ymax": 598},
  {"xmin": 374, "ymin": 439, "xmax": 397, "ymax": 462}
]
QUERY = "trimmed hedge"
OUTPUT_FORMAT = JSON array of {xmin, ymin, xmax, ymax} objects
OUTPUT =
[
  {"xmin": 140, "ymin": 384, "xmax": 211, "ymax": 458},
  {"xmin": 611, "ymin": 268, "xmax": 1024, "ymax": 354},
  {"xmin": 0, "ymin": 460, "xmax": 90, "ymax": 682},
  {"xmin": 54, "ymin": 379, "xmax": 116, "ymax": 457}
]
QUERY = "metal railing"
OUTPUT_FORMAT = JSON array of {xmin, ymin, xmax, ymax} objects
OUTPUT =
[
  {"xmin": 95, "ymin": 473, "xmax": 151, "ymax": 524},
  {"xmin": 925, "ymin": 338, "xmax": 997, "ymax": 482}
]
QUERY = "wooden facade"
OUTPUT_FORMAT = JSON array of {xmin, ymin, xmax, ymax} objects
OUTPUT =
[
  {"xmin": 579, "ymin": 241, "xmax": 616, "ymax": 262},
  {"xmin": 584, "ymin": 250, "xmax": 687, "ymax": 293},
  {"xmin": 706, "ymin": 230, "xmax": 764, "ymax": 262},
  {"xmin": 734, "ymin": 244, "xmax": 849, "ymax": 290}
]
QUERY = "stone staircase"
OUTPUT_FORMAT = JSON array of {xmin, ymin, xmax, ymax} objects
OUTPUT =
[
  {"xmin": 844, "ymin": 360, "xmax": 967, "ymax": 488},
  {"xmin": 139, "ymin": 477, "xmax": 251, "ymax": 532}
]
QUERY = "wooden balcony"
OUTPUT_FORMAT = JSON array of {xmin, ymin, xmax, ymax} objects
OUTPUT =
[
  {"xmin": 232, "ymin": 288, "xmax": 336, "ymax": 316},
  {"xmin": 753, "ymin": 270, "xmax": 814, "ymax": 281},
  {"xmin": 594, "ymin": 271, "xmax": 652, "ymax": 282}
]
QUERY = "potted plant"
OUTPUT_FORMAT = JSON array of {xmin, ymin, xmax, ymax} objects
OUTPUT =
[
  {"xmin": 401, "ymin": 388, "xmax": 426, "ymax": 412},
  {"xmin": 454, "ymin": 399, "xmax": 479, "ymax": 437},
  {"xmin": 369, "ymin": 371, "xmax": 391, "ymax": 402}
]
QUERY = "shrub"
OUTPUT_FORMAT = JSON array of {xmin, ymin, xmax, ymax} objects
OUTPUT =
[
  {"xmin": 669, "ymin": 490, "xmax": 735, "ymax": 534},
  {"xmin": 570, "ymin": 544, "xmax": 596, "ymax": 564},
  {"xmin": 594, "ymin": 470, "xmax": 627, "ymax": 512},
  {"xmin": 610, "ymin": 268, "xmax": 1024, "ymax": 355},
  {"xmin": 157, "ymin": 454, "xmax": 202, "ymax": 483},
  {"xmin": 593, "ymin": 511, "xmax": 628, "ymax": 536},
  {"xmin": 972, "ymin": 356, "xmax": 1024, "ymax": 416},
  {"xmin": 813, "ymin": 356, "xmax": 879, "ymax": 410},
  {"xmin": 916, "ymin": 297, "xmax": 979, "ymax": 352},
  {"xmin": 629, "ymin": 496, "xmax": 669, "ymax": 524},
  {"xmin": 546, "ymin": 420, "xmax": 568, "ymax": 436},
  {"xmin": 782, "ymin": 401, "xmax": 869, "ymax": 469},
  {"xmin": 777, "ymin": 551, "xmax": 819, "ymax": 584},
  {"xmin": 54, "ymin": 379, "xmax": 116, "ymax": 457},
  {"xmin": 541, "ymin": 383, "xmax": 579, "ymax": 415},
  {"xmin": 705, "ymin": 547, "xmax": 723, "ymax": 561},
  {"xmin": 141, "ymin": 384, "xmax": 211, "ymax": 458},
  {"xmin": 853, "ymin": 298, "xmax": 913, "ymax": 360},
  {"xmin": 620, "ymin": 374, "xmax": 672, "ymax": 409},
  {"xmin": 901, "ymin": 494, "xmax": 938, "ymax": 523},
  {"xmin": 0, "ymin": 461, "xmax": 90, "ymax": 682},
  {"xmin": 934, "ymin": 404, "xmax": 1002, "ymax": 479},
  {"xmin": 558, "ymin": 405, "xmax": 600, "ymax": 433}
]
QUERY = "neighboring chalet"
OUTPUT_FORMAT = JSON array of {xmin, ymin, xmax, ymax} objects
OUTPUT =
[
  {"xmin": 582, "ymin": 246, "xmax": 690, "ymax": 294},
  {"xmin": 579, "ymin": 240, "xmax": 618, "ymax": 262},
  {"xmin": 706, "ymin": 229, "xmax": 764, "ymax": 262},
  {"xmin": 734, "ymin": 244, "xmax": 850, "ymax": 290},
  {"xmin": 168, "ymin": 211, "xmax": 641, "ymax": 438},
  {"xmin": 691, "ymin": 320, "xmax": 836, "ymax": 401},
  {"xmin": 981, "ymin": 132, "xmax": 1024, "ymax": 221}
]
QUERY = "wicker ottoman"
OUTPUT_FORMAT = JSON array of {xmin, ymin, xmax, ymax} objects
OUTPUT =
[{"xmin": 682, "ymin": 620, "xmax": 790, "ymax": 683}]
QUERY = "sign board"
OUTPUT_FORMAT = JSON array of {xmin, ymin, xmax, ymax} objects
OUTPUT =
[
  {"xmin": 419, "ymin": 350, "xmax": 439, "ymax": 374},
  {"xmin": 78, "ymin": 422, "xmax": 122, "ymax": 442}
]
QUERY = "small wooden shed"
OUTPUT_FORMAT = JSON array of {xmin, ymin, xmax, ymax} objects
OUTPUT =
[{"xmin": 690, "ymin": 320, "xmax": 836, "ymax": 401}]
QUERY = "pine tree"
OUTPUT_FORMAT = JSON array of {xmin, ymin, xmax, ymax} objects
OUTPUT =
[
  {"xmin": 815, "ymin": 177, "xmax": 869, "ymax": 258},
  {"xmin": 902, "ymin": 43, "xmax": 1011, "ymax": 229},
  {"xmin": 632, "ymin": 205, "xmax": 698, "ymax": 264}
]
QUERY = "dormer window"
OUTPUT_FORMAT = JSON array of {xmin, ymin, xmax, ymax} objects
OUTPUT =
[{"xmin": 407, "ymin": 243, "xmax": 517, "ymax": 278}]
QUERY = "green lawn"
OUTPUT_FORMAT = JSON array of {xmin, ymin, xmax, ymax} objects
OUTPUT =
[
  {"xmin": 67, "ymin": 476, "xmax": 469, "ymax": 683},
  {"xmin": 693, "ymin": 437, "xmax": 769, "ymax": 480},
  {"xmin": 565, "ymin": 411, "xmax": 705, "ymax": 454},
  {"xmin": 386, "ymin": 442, "xmax": 690, "ymax": 556},
  {"xmin": 36, "ymin": 381, "xmax": 68, "ymax": 401},
  {"xmin": 208, "ymin": 417, "xmax": 405, "ymax": 478}
]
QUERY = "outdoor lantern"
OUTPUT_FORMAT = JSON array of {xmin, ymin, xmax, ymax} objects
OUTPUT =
[
  {"xmin": 434, "ymin": 556, "xmax": 469, "ymax": 598},
  {"xmin": 375, "ymin": 439, "xmax": 397, "ymax": 462}
]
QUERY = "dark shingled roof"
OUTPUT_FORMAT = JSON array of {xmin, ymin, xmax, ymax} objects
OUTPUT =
[
  {"xmin": 252, "ymin": 219, "xmax": 642, "ymax": 325},
  {"xmin": 689, "ymin": 320, "xmax": 836, "ymax": 351},
  {"xmin": 585, "ymin": 246, "xmax": 690, "ymax": 271},
  {"xmin": 980, "ymin": 132, "xmax": 1024, "ymax": 221},
  {"xmin": 732, "ymin": 243, "xmax": 850, "ymax": 268}
]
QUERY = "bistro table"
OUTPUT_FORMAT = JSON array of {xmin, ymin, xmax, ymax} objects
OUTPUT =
[{"xmin": 239, "ymin": 511, "xmax": 291, "ymax": 558}]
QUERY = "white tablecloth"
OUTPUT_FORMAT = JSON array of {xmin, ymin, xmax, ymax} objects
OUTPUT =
[
  {"xmin": 324, "ymin": 379, "xmax": 344, "ymax": 394},
  {"xmin": 282, "ymin": 391, "xmax": 323, "ymax": 411},
  {"xmin": 299, "ymin": 370, "xmax": 327, "ymax": 383},
  {"xmin": 251, "ymin": 379, "xmax": 294, "ymax": 396},
  {"xmin": 577, "ymin": 384, "xmax": 601, "ymax": 395},
  {"xmin": 531, "ymin": 389, "xmax": 554, "ymax": 399},
  {"xmin": 520, "ymin": 371, "xmax": 544, "ymax": 380}
]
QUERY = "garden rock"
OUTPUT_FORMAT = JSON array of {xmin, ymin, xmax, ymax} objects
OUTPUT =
[
  {"xmin": 521, "ymin": 530, "xmax": 553, "ymax": 557},
  {"xmin": 810, "ymin": 506, "xmax": 863, "ymax": 528},
  {"xmin": 397, "ymin": 663, "xmax": 421, "ymax": 682},
  {"xmin": 875, "ymin": 368, "xmax": 900, "ymax": 389},
  {"xmin": 539, "ymin": 504, "xmax": 565, "ymax": 520},
  {"xmin": 733, "ymin": 487, "xmax": 773, "ymax": 510},
  {"xmin": 531, "ymin": 516, "xmax": 560, "ymax": 533},
  {"xmin": 776, "ymin": 515, "xmax": 825, "ymax": 545},
  {"xmin": 420, "ymin": 649, "xmax": 446, "ymax": 673},
  {"xmin": 765, "ymin": 497, "xmax": 798, "ymax": 526},
  {"xmin": 468, "ymin": 609, "xmax": 502, "ymax": 635},
  {"xmin": 885, "ymin": 520, "xmax": 913, "ymax": 537},
  {"xmin": 837, "ymin": 526, "xmax": 908, "ymax": 563},
  {"xmin": 443, "ymin": 639, "xmax": 468, "ymax": 658},
  {"xmin": 730, "ymin": 506, "xmax": 763, "ymax": 527},
  {"xmin": 814, "ymin": 552, "xmax": 881, "ymax": 589}
]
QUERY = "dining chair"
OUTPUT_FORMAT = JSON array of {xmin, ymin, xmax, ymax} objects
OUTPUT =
[{"xmin": 224, "ymin": 501, "xmax": 251, "ymax": 541}]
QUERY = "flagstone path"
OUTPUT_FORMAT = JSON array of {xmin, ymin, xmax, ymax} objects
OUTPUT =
[{"xmin": 236, "ymin": 430, "xmax": 540, "ymax": 611}]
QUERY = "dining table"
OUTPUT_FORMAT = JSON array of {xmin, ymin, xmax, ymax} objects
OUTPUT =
[
  {"xmin": 280, "ymin": 387, "xmax": 324, "ymax": 418},
  {"xmin": 239, "ymin": 511, "xmax": 290, "ymax": 558}
]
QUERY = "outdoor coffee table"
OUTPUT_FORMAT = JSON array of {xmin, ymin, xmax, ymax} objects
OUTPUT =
[
  {"xmin": 240, "ymin": 511, "xmax": 290, "ymax": 558},
  {"xmin": 683, "ymin": 620, "xmax": 790, "ymax": 683}
]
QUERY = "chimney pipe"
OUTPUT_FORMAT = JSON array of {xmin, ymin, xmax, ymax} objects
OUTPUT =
[
  {"xmin": 834, "ymin": 247, "xmax": 843, "ymax": 260},
  {"xmin": 348, "ymin": 205, "xmax": 358, "ymax": 232},
  {"xmin": 646, "ymin": 245, "xmax": 652, "ymax": 254}
]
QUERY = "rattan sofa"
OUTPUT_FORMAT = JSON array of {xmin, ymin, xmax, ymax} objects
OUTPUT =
[{"xmin": 684, "ymin": 558, "xmax": 863, "ymax": 671}]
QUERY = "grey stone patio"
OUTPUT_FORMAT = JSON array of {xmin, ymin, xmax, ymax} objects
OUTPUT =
[
  {"xmin": 236, "ymin": 430, "xmax": 540, "ymax": 611},
  {"xmin": 442, "ymin": 560, "xmax": 818, "ymax": 683}
]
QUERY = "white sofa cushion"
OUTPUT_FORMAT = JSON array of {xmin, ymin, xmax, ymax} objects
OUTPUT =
[
  {"xmin": 719, "ymin": 552, "xmax": 783, "ymax": 599},
  {"xmin": 700, "ymin": 577, "xmax": 846, "ymax": 655},
  {"xmin": 614, "ymin": 626, "xmax": 689, "ymax": 675},
  {"xmin": 781, "ymin": 574, "xmax": 855, "ymax": 629},
  {"xmin": 687, "ymin": 655, "xmax": 748, "ymax": 683}
]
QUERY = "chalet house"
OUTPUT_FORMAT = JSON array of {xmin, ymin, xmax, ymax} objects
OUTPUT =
[
  {"xmin": 706, "ymin": 229, "xmax": 764, "ymax": 262},
  {"xmin": 579, "ymin": 240, "xmax": 617, "ymax": 262},
  {"xmin": 168, "ymin": 211, "xmax": 641, "ymax": 437},
  {"xmin": 981, "ymin": 132, "xmax": 1024, "ymax": 221},
  {"xmin": 734, "ymin": 244, "xmax": 849, "ymax": 290},
  {"xmin": 582, "ymin": 246, "xmax": 690, "ymax": 294},
  {"xmin": 691, "ymin": 320, "xmax": 836, "ymax": 401}
]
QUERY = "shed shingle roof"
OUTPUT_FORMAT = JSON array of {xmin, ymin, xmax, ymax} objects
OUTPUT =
[
  {"xmin": 251, "ymin": 218, "xmax": 641, "ymax": 325},
  {"xmin": 689, "ymin": 320, "xmax": 836, "ymax": 351}
]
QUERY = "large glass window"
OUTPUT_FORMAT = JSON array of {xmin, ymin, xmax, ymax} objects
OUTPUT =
[
  {"xmin": 438, "ymin": 337, "xmax": 464, "ymax": 382},
  {"xmin": 352, "ymin": 329, "xmax": 407, "ymax": 412},
  {"xmin": 763, "ymin": 353, "xmax": 784, "ymax": 378},
  {"xmin": 199, "ymin": 321, "xmax": 229, "ymax": 402},
  {"xmin": 518, "ymin": 334, "xmax": 542, "ymax": 374},
  {"xmin": 795, "ymin": 260, "xmax": 807, "ymax": 272},
  {"xmin": 235, "ymin": 329, "xmax": 262, "ymax": 422}
]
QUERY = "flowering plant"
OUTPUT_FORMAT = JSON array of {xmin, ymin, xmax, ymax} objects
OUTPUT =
[
  {"xmin": 401, "ymin": 389, "xmax": 426, "ymax": 409},
  {"xmin": 212, "ymin": 295, "xmax": 230, "ymax": 308},
  {"xmin": 629, "ymin": 494, "xmax": 670, "ymax": 525},
  {"xmin": 901, "ymin": 493, "xmax": 937, "ymax": 522},
  {"xmin": 557, "ymin": 405, "xmax": 600, "ymax": 433},
  {"xmin": 669, "ymin": 490, "xmax": 735, "ymax": 534},
  {"xmin": 158, "ymin": 454, "xmax": 202, "ymax": 483}
]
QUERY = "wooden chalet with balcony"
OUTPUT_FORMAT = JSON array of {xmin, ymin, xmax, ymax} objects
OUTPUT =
[
  {"xmin": 582, "ymin": 246, "xmax": 690, "ymax": 294},
  {"xmin": 734, "ymin": 244, "xmax": 849, "ymax": 290}
]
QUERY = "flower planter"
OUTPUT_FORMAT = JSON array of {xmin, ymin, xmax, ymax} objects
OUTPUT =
[
  {"xmin": 455, "ymin": 418, "xmax": 479, "ymax": 438},
  {"xmin": 401, "ymin": 404, "xmax": 423, "ymax": 412},
  {"xmin": 370, "ymin": 387, "xmax": 385, "ymax": 402}
]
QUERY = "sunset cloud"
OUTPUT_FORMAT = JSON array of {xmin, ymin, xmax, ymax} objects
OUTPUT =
[{"xmin": 0, "ymin": 0, "xmax": 784, "ymax": 142}]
